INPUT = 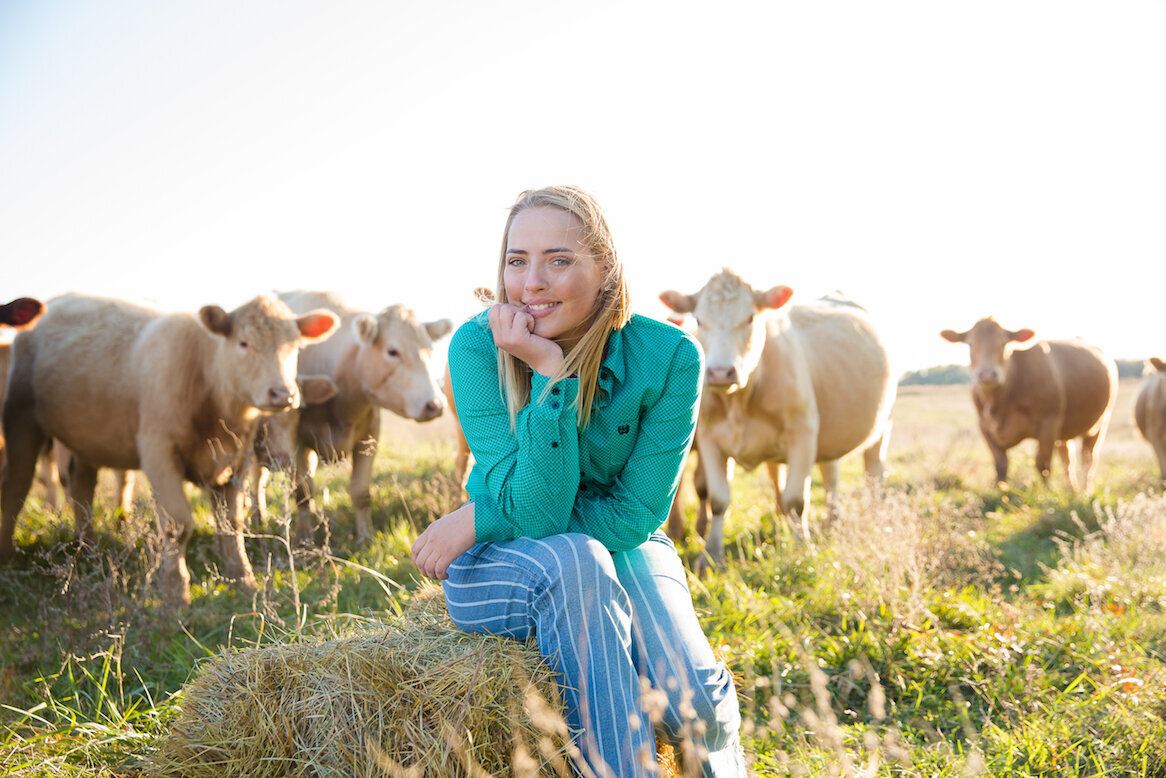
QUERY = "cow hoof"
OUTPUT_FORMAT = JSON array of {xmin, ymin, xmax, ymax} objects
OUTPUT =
[{"xmin": 692, "ymin": 551, "xmax": 720, "ymax": 578}]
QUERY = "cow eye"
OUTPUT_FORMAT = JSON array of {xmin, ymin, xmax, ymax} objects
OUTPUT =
[
  {"xmin": 239, "ymin": 340, "xmax": 250, "ymax": 350},
  {"xmin": 387, "ymin": 347, "xmax": 400, "ymax": 358}
]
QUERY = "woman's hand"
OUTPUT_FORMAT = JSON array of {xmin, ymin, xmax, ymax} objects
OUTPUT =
[
  {"xmin": 411, "ymin": 501, "xmax": 477, "ymax": 580},
  {"xmin": 488, "ymin": 303, "xmax": 564, "ymax": 376}
]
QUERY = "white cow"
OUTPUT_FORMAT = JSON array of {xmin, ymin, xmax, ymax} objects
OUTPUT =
[
  {"xmin": 1135, "ymin": 357, "xmax": 1166, "ymax": 484},
  {"xmin": 660, "ymin": 269, "xmax": 895, "ymax": 569},
  {"xmin": 0, "ymin": 293, "xmax": 338, "ymax": 606},
  {"xmin": 277, "ymin": 291, "xmax": 451, "ymax": 544}
]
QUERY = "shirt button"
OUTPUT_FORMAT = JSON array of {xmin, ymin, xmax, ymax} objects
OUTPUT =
[
  {"xmin": 552, "ymin": 403, "xmax": 559, "ymax": 410},
  {"xmin": 551, "ymin": 441, "xmax": 559, "ymax": 448},
  {"xmin": 552, "ymin": 387, "xmax": 560, "ymax": 395}
]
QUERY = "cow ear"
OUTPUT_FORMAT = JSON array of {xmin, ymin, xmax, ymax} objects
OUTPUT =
[
  {"xmin": 297, "ymin": 310, "xmax": 338, "ymax": 341},
  {"xmin": 1011, "ymin": 328, "xmax": 1035, "ymax": 343},
  {"xmin": 352, "ymin": 313, "xmax": 379, "ymax": 344},
  {"xmin": 473, "ymin": 287, "xmax": 496, "ymax": 305},
  {"xmin": 199, "ymin": 305, "xmax": 232, "ymax": 336},
  {"xmin": 659, "ymin": 290, "xmax": 695, "ymax": 314},
  {"xmin": 755, "ymin": 285, "xmax": 793, "ymax": 311},
  {"xmin": 1151, "ymin": 357, "xmax": 1166, "ymax": 373},
  {"xmin": 939, "ymin": 329, "xmax": 966, "ymax": 343},
  {"xmin": 425, "ymin": 318, "xmax": 453, "ymax": 342},
  {"xmin": 298, "ymin": 374, "xmax": 339, "ymax": 405},
  {"xmin": 1, "ymin": 297, "xmax": 44, "ymax": 329}
]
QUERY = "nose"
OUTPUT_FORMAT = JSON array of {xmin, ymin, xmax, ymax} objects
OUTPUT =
[
  {"xmin": 267, "ymin": 386, "xmax": 295, "ymax": 409},
  {"xmin": 975, "ymin": 367, "xmax": 1000, "ymax": 386},
  {"xmin": 706, "ymin": 366, "xmax": 738, "ymax": 386},
  {"xmin": 524, "ymin": 264, "xmax": 548, "ymax": 291},
  {"xmin": 419, "ymin": 399, "xmax": 444, "ymax": 421}
]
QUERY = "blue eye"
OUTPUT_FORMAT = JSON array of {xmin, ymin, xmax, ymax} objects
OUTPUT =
[{"xmin": 507, "ymin": 256, "xmax": 525, "ymax": 267}]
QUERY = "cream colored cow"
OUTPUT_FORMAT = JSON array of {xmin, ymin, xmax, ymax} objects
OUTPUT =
[
  {"xmin": 1135, "ymin": 357, "xmax": 1166, "ymax": 483},
  {"xmin": 277, "ymin": 291, "xmax": 450, "ymax": 544},
  {"xmin": 940, "ymin": 317, "xmax": 1117, "ymax": 490},
  {"xmin": 0, "ymin": 293, "xmax": 337, "ymax": 606},
  {"xmin": 660, "ymin": 270, "xmax": 895, "ymax": 570}
]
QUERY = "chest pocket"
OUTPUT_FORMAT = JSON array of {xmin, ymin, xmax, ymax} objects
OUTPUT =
[{"xmin": 580, "ymin": 414, "xmax": 639, "ymax": 485}]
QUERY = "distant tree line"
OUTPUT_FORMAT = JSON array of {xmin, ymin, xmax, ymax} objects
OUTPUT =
[{"xmin": 899, "ymin": 359, "xmax": 1148, "ymax": 386}]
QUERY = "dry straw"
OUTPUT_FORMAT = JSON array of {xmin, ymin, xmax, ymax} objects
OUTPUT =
[{"xmin": 147, "ymin": 586, "xmax": 575, "ymax": 777}]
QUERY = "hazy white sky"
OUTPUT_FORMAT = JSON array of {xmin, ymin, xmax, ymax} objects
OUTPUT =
[{"xmin": 2, "ymin": 0, "xmax": 1163, "ymax": 372}]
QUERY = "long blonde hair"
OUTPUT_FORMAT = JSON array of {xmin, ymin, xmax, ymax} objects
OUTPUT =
[{"xmin": 495, "ymin": 186, "xmax": 632, "ymax": 429}]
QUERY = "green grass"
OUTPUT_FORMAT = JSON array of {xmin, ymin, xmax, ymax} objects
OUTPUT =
[{"xmin": 3, "ymin": 385, "xmax": 1166, "ymax": 776}]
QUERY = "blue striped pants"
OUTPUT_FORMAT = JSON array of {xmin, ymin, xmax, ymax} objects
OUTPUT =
[{"xmin": 442, "ymin": 531, "xmax": 746, "ymax": 777}]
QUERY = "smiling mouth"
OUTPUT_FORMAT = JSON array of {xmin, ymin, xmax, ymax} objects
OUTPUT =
[{"xmin": 524, "ymin": 302, "xmax": 559, "ymax": 318}]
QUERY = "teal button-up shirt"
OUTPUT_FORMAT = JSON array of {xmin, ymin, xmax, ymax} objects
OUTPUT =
[{"xmin": 448, "ymin": 310, "xmax": 703, "ymax": 552}]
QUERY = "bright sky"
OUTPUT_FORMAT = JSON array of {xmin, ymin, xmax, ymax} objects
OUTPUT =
[{"xmin": 2, "ymin": 1, "xmax": 1163, "ymax": 373}]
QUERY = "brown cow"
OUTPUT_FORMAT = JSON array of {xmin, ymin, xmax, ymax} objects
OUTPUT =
[
  {"xmin": 0, "ymin": 293, "xmax": 338, "ymax": 606},
  {"xmin": 940, "ymin": 317, "xmax": 1117, "ymax": 490},
  {"xmin": 1135, "ymin": 357, "xmax": 1166, "ymax": 483},
  {"xmin": 661, "ymin": 270, "xmax": 896, "ymax": 571},
  {"xmin": 277, "ymin": 291, "xmax": 450, "ymax": 544}
]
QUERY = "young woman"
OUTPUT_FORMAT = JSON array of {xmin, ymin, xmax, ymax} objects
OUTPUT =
[{"xmin": 411, "ymin": 186, "xmax": 745, "ymax": 777}]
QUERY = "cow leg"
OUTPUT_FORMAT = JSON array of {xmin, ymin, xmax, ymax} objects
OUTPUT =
[
  {"xmin": 781, "ymin": 434, "xmax": 816, "ymax": 540},
  {"xmin": 1055, "ymin": 440, "xmax": 1078, "ymax": 492},
  {"xmin": 695, "ymin": 441, "xmax": 731, "ymax": 575},
  {"xmin": 66, "ymin": 459, "xmax": 99, "ymax": 548},
  {"xmin": 980, "ymin": 425, "xmax": 1009, "ymax": 487},
  {"xmin": 453, "ymin": 426, "xmax": 471, "ymax": 495},
  {"xmin": 350, "ymin": 434, "xmax": 377, "ymax": 543},
  {"xmin": 862, "ymin": 427, "xmax": 890, "ymax": 499},
  {"xmin": 292, "ymin": 447, "xmax": 319, "ymax": 545},
  {"xmin": 665, "ymin": 451, "xmax": 689, "ymax": 542},
  {"xmin": 819, "ymin": 460, "xmax": 840, "ymax": 520},
  {"xmin": 1033, "ymin": 421, "xmax": 1060, "ymax": 486},
  {"xmin": 114, "ymin": 470, "xmax": 135, "ymax": 518},
  {"xmin": 249, "ymin": 460, "xmax": 271, "ymax": 527},
  {"xmin": 209, "ymin": 481, "xmax": 257, "ymax": 592},
  {"xmin": 693, "ymin": 451, "xmax": 710, "ymax": 539},
  {"xmin": 0, "ymin": 401, "xmax": 48, "ymax": 561},
  {"xmin": 766, "ymin": 461, "xmax": 782, "ymax": 517},
  {"xmin": 41, "ymin": 442, "xmax": 65, "ymax": 513},
  {"xmin": 137, "ymin": 445, "xmax": 196, "ymax": 607},
  {"xmin": 1078, "ymin": 430, "xmax": 1105, "ymax": 491}
]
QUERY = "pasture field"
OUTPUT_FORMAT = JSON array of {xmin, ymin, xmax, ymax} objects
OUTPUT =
[{"xmin": 2, "ymin": 378, "xmax": 1165, "ymax": 776}]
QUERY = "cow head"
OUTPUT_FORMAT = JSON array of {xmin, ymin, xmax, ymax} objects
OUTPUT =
[
  {"xmin": 351, "ymin": 305, "xmax": 452, "ymax": 420},
  {"xmin": 200, "ymin": 295, "xmax": 339, "ymax": 412},
  {"xmin": 940, "ymin": 317, "xmax": 1035, "ymax": 389},
  {"xmin": 660, "ymin": 269, "xmax": 793, "ymax": 392},
  {"xmin": 1151, "ymin": 357, "xmax": 1166, "ymax": 374},
  {"xmin": 253, "ymin": 375, "xmax": 339, "ymax": 470},
  {"xmin": 0, "ymin": 297, "xmax": 44, "ymax": 329}
]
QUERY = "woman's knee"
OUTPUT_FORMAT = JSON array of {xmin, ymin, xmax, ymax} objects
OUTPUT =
[
  {"xmin": 531, "ymin": 533, "xmax": 619, "ymax": 591},
  {"xmin": 659, "ymin": 664, "xmax": 741, "ymax": 752}
]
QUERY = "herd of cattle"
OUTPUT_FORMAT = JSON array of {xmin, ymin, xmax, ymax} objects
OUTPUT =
[{"xmin": 1, "ymin": 271, "xmax": 1164, "ymax": 606}]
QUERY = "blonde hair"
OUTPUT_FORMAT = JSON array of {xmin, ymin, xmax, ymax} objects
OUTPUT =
[{"xmin": 495, "ymin": 185, "xmax": 632, "ymax": 429}]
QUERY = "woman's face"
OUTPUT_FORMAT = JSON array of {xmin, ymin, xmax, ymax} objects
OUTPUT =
[{"xmin": 504, "ymin": 206, "xmax": 605, "ymax": 351}]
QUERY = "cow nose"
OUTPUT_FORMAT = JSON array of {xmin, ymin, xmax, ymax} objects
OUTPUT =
[
  {"xmin": 976, "ymin": 368, "xmax": 999, "ymax": 385},
  {"xmin": 706, "ymin": 366, "xmax": 738, "ymax": 386},
  {"xmin": 419, "ymin": 400, "xmax": 444, "ymax": 420},
  {"xmin": 267, "ymin": 386, "xmax": 294, "ymax": 408}
]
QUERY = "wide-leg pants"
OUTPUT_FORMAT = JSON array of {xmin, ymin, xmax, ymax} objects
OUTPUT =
[{"xmin": 442, "ymin": 531, "xmax": 746, "ymax": 777}]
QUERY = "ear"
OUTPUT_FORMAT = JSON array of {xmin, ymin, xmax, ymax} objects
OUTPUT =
[
  {"xmin": 425, "ymin": 318, "xmax": 453, "ymax": 342},
  {"xmin": 1151, "ymin": 357, "xmax": 1166, "ymax": 373},
  {"xmin": 296, "ymin": 309, "xmax": 339, "ymax": 341},
  {"xmin": 659, "ymin": 290, "xmax": 696, "ymax": 314},
  {"xmin": 754, "ymin": 285, "xmax": 793, "ymax": 311},
  {"xmin": 665, "ymin": 313, "xmax": 687, "ymax": 327},
  {"xmin": 939, "ymin": 329, "xmax": 966, "ymax": 344},
  {"xmin": 298, "ymin": 374, "xmax": 339, "ymax": 405},
  {"xmin": 0, "ymin": 297, "xmax": 44, "ymax": 328},
  {"xmin": 352, "ymin": 313, "xmax": 379, "ymax": 345},
  {"xmin": 199, "ymin": 305, "xmax": 232, "ymax": 336},
  {"xmin": 1010, "ymin": 328, "xmax": 1035, "ymax": 343}
]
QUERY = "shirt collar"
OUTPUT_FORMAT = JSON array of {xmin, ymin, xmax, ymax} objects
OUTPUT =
[{"xmin": 596, "ymin": 322, "xmax": 628, "ymax": 404}]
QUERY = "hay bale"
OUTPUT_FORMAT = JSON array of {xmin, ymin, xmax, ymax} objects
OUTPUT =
[{"xmin": 147, "ymin": 586, "xmax": 574, "ymax": 777}]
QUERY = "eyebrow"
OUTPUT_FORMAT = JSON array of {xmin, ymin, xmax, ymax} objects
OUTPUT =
[{"xmin": 505, "ymin": 247, "xmax": 576, "ymax": 255}]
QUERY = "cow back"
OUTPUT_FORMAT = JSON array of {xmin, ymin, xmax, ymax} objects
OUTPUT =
[
  {"xmin": 1043, "ymin": 340, "xmax": 1117, "ymax": 439},
  {"xmin": 785, "ymin": 301, "xmax": 895, "ymax": 460}
]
